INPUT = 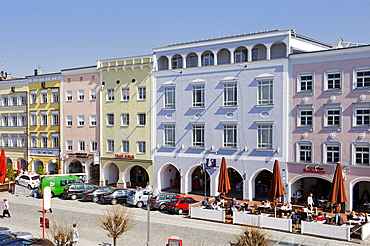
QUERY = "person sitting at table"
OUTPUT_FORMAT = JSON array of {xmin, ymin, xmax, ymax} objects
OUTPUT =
[
  {"xmin": 281, "ymin": 212, "xmax": 287, "ymax": 219},
  {"xmin": 291, "ymin": 211, "xmax": 298, "ymax": 225},
  {"xmin": 359, "ymin": 213, "xmax": 366, "ymax": 224},
  {"xmin": 284, "ymin": 201, "xmax": 292, "ymax": 211},
  {"xmin": 265, "ymin": 199, "xmax": 271, "ymax": 207},
  {"xmin": 316, "ymin": 212, "xmax": 324, "ymax": 221},
  {"xmin": 202, "ymin": 197, "xmax": 210, "ymax": 207},
  {"xmin": 349, "ymin": 210, "xmax": 357, "ymax": 220},
  {"xmin": 231, "ymin": 205, "xmax": 238, "ymax": 213},
  {"xmin": 210, "ymin": 202, "xmax": 218, "ymax": 210},
  {"xmin": 230, "ymin": 197, "xmax": 238, "ymax": 206},
  {"xmin": 296, "ymin": 190, "xmax": 302, "ymax": 197}
]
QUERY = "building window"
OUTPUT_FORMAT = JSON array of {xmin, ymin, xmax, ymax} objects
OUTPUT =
[
  {"xmin": 90, "ymin": 115, "xmax": 97, "ymax": 126},
  {"xmin": 138, "ymin": 86, "xmax": 146, "ymax": 100},
  {"xmin": 121, "ymin": 113, "xmax": 129, "ymax": 126},
  {"xmin": 20, "ymin": 136, "xmax": 26, "ymax": 147},
  {"xmin": 355, "ymin": 145, "xmax": 369, "ymax": 165},
  {"xmin": 355, "ymin": 108, "xmax": 370, "ymax": 126},
  {"xmin": 52, "ymin": 89, "xmax": 59, "ymax": 103},
  {"xmin": 41, "ymin": 111, "xmax": 48, "ymax": 126},
  {"xmin": 258, "ymin": 80, "xmax": 273, "ymax": 105},
  {"xmin": 138, "ymin": 113, "xmax": 146, "ymax": 126},
  {"xmin": 299, "ymin": 74, "xmax": 313, "ymax": 92},
  {"xmin": 326, "ymin": 144, "xmax": 340, "ymax": 163},
  {"xmin": 20, "ymin": 96, "xmax": 27, "ymax": 106},
  {"xmin": 192, "ymin": 125, "xmax": 205, "ymax": 147},
  {"xmin": 2, "ymin": 116, "xmax": 8, "ymax": 127},
  {"xmin": 66, "ymin": 91, "xmax": 73, "ymax": 102},
  {"xmin": 325, "ymin": 108, "xmax": 341, "ymax": 127},
  {"xmin": 11, "ymin": 135, "xmax": 17, "ymax": 147},
  {"xmin": 164, "ymin": 87, "xmax": 176, "ymax": 108},
  {"xmin": 326, "ymin": 72, "xmax": 341, "ymax": 90},
  {"xmin": 30, "ymin": 91, "xmax": 37, "ymax": 104},
  {"xmin": 223, "ymin": 125, "xmax": 237, "ymax": 148},
  {"xmin": 52, "ymin": 135, "xmax": 59, "ymax": 148},
  {"xmin": 67, "ymin": 140, "xmax": 73, "ymax": 151},
  {"xmin": 137, "ymin": 141, "xmax": 146, "ymax": 154},
  {"xmin": 78, "ymin": 115, "xmax": 85, "ymax": 126},
  {"xmin": 91, "ymin": 141, "xmax": 98, "ymax": 152},
  {"xmin": 66, "ymin": 116, "xmax": 72, "ymax": 127},
  {"xmin": 172, "ymin": 55, "xmax": 183, "ymax": 69},
  {"xmin": 41, "ymin": 135, "xmax": 48, "ymax": 148},
  {"xmin": 30, "ymin": 112, "xmax": 37, "ymax": 126},
  {"xmin": 192, "ymin": 85, "xmax": 205, "ymax": 107},
  {"xmin": 11, "ymin": 116, "xmax": 18, "ymax": 126},
  {"xmin": 2, "ymin": 136, "xmax": 8, "ymax": 147},
  {"xmin": 11, "ymin": 96, "xmax": 17, "ymax": 106},
  {"xmin": 356, "ymin": 70, "xmax": 370, "ymax": 89},
  {"xmin": 122, "ymin": 140, "xmax": 129, "ymax": 153},
  {"xmin": 41, "ymin": 90, "xmax": 48, "ymax": 104},
  {"xmin": 164, "ymin": 125, "xmax": 176, "ymax": 146},
  {"xmin": 90, "ymin": 89, "xmax": 97, "ymax": 100},
  {"xmin": 78, "ymin": 141, "xmax": 85, "ymax": 151},
  {"xmin": 107, "ymin": 89, "xmax": 114, "ymax": 101},
  {"xmin": 121, "ymin": 88, "xmax": 130, "ymax": 101},
  {"xmin": 258, "ymin": 125, "xmax": 273, "ymax": 149},
  {"xmin": 107, "ymin": 113, "xmax": 114, "ymax": 126},
  {"xmin": 201, "ymin": 51, "xmax": 214, "ymax": 66},
  {"xmin": 298, "ymin": 108, "xmax": 313, "ymax": 127},
  {"xmin": 78, "ymin": 90, "xmax": 85, "ymax": 101},
  {"xmin": 20, "ymin": 116, "xmax": 26, "ymax": 127},
  {"xmin": 31, "ymin": 134, "xmax": 37, "ymax": 148},
  {"xmin": 299, "ymin": 143, "xmax": 312, "ymax": 162},
  {"xmin": 107, "ymin": 140, "xmax": 114, "ymax": 152},
  {"xmin": 2, "ymin": 97, "xmax": 8, "ymax": 106},
  {"xmin": 234, "ymin": 47, "xmax": 248, "ymax": 63},
  {"xmin": 223, "ymin": 83, "xmax": 237, "ymax": 106},
  {"xmin": 52, "ymin": 111, "xmax": 59, "ymax": 126}
]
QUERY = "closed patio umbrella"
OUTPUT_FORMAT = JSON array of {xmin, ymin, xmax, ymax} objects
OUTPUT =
[
  {"xmin": 218, "ymin": 157, "xmax": 231, "ymax": 194},
  {"xmin": 270, "ymin": 159, "xmax": 284, "ymax": 217},
  {"xmin": 0, "ymin": 149, "xmax": 6, "ymax": 183},
  {"xmin": 329, "ymin": 162, "xmax": 347, "ymax": 212}
]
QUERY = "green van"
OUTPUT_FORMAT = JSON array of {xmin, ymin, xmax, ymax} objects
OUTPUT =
[{"xmin": 38, "ymin": 175, "xmax": 83, "ymax": 196}]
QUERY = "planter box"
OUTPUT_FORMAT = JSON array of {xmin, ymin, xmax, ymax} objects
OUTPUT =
[{"xmin": 190, "ymin": 207, "xmax": 226, "ymax": 222}]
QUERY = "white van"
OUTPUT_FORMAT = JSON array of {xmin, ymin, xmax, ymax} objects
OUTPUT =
[{"xmin": 126, "ymin": 187, "xmax": 151, "ymax": 208}]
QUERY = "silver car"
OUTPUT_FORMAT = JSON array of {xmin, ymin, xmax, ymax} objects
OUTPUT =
[{"xmin": 149, "ymin": 193, "xmax": 179, "ymax": 211}]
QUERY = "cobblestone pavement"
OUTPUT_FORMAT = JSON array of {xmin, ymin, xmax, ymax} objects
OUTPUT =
[{"xmin": 2, "ymin": 186, "xmax": 369, "ymax": 245}]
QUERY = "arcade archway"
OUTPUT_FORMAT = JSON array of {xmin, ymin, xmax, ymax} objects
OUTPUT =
[
  {"xmin": 130, "ymin": 165, "xmax": 149, "ymax": 188},
  {"xmin": 227, "ymin": 167, "xmax": 243, "ymax": 199},
  {"xmin": 69, "ymin": 160, "xmax": 84, "ymax": 173},
  {"xmin": 190, "ymin": 166, "xmax": 210, "ymax": 196},
  {"xmin": 254, "ymin": 170, "xmax": 273, "ymax": 201},
  {"xmin": 103, "ymin": 162, "xmax": 119, "ymax": 186},
  {"xmin": 158, "ymin": 164, "xmax": 180, "ymax": 193},
  {"xmin": 353, "ymin": 181, "xmax": 370, "ymax": 212},
  {"xmin": 291, "ymin": 177, "xmax": 331, "ymax": 205},
  {"xmin": 33, "ymin": 160, "xmax": 43, "ymax": 173},
  {"xmin": 90, "ymin": 164, "xmax": 100, "ymax": 183}
]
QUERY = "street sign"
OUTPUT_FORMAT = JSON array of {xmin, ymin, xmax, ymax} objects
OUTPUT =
[{"xmin": 43, "ymin": 186, "xmax": 52, "ymax": 210}]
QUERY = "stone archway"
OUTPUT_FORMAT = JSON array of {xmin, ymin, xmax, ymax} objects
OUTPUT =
[
  {"xmin": 158, "ymin": 163, "xmax": 180, "ymax": 193},
  {"xmin": 103, "ymin": 162, "xmax": 119, "ymax": 186},
  {"xmin": 190, "ymin": 165, "xmax": 210, "ymax": 196},
  {"xmin": 68, "ymin": 159, "xmax": 84, "ymax": 174},
  {"xmin": 129, "ymin": 165, "xmax": 149, "ymax": 188},
  {"xmin": 254, "ymin": 169, "xmax": 273, "ymax": 201},
  {"xmin": 33, "ymin": 160, "xmax": 43, "ymax": 173}
]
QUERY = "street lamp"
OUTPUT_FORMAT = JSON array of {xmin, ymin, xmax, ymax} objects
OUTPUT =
[
  {"xmin": 201, "ymin": 162, "xmax": 207, "ymax": 201},
  {"xmin": 146, "ymin": 183, "xmax": 153, "ymax": 246}
]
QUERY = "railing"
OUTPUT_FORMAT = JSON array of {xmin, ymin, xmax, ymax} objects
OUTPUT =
[
  {"xmin": 233, "ymin": 213, "xmax": 292, "ymax": 232},
  {"xmin": 301, "ymin": 221, "xmax": 351, "ymax": 241},
  {"xmin": 361, "ymin": 222, "xmax": 370, "ymax": 240},
  {"xmin": 190, "ymin": 206, "xmax": 226, "ymax": 222}
]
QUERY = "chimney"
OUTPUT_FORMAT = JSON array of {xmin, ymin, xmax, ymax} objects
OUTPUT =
[
  {"xmin": 34, "ymin": 69, "xmax": 38, "ymax": 76},
  {"xmin": 34, "ymin": 68, "xmax": 42, "ymax": 76}
]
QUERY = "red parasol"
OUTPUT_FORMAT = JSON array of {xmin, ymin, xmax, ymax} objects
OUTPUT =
[
  {"xmin": 16, "ymin": 160, "xmax": 21, "ymax": 175},
  {"xmin": 0, "ymin": 149, "xmax": 7, "ymax": 183},
  {"xmin": 217, "ymin": 157, "xmax": 231, "ymax": 194},
  {"xmin": 329, "ymin": 162, "xmax": 347, "ymax": 205},
  {"xmin": 270, "ymin": 159, "xmax": 284, "ymax": 199}
]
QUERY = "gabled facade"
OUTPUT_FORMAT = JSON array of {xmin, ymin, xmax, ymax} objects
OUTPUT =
[
  {"xmin": 152, "ymin": 29, "xmax": 331, "ymax": 200},
  {"xmin": 61, "ymin": 66, "xmax": 100, "ymax": 182},
  {"xmin": 98, "ymin": 55, "xmax": 153, "ymax": 188}
]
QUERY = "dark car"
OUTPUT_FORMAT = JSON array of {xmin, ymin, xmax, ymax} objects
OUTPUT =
[
  {"xmin": 63, "ymin": 183, "xmax": 96, "ymax": 200},
  {"xmin": 0, "ymin": 239, "xmax": 34, "ymax": 245},
  {"xmin": 82, "ymin": 186, "xmax": 114, "ymax": 202},
  {"xmin": 0, "ymin": 232, "xmax": 16, "ymax": 242},
  {"xmin": 99, "ymin": 189, "xmax": 131, "ymax": 205},
  {"xmin": 165, "ymin": 196, "xmax": 197, "ymax": 215},
  {"xmin": 149, "ymin": 193, "xmax": 179, "ymax": 211}
]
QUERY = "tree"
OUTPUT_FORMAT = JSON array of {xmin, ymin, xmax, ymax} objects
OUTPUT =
[
  {"xmin": 231, "ymin": 226, "xmax": 270, "ymax": 246},
  {"xmin": 98, "ymin": 205, "xmax": 135, "ymax": 246},
  {"xmin": 6, "ymin": 163, "xmax": 14, "ymax": 180},
  {"xmin": 48, "ymin": 220, "xmax": 78, "ymax": 246},
  {"xmin": 37, "ymin": 165, "xmax": 45, "ymax": 175}
]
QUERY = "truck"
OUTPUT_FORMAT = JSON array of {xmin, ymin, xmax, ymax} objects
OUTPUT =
[{"xmin": 37, "ymin": 174, "xmax": 84, "ymax": 197}]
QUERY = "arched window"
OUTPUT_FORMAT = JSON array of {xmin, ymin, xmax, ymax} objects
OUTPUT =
[
  {"xmin": 186, "ymin": 53, "xmax": 198, "ymax": 68},
  {"xmin": 201, "ymin": 51, "xmax": 214, "ymax": 66},
  {"xmin": 217, "ymin": 49, "xmax": 230, "ymax": 65},
  {"xmin": 234, "ymin": 47, "xmax": 248, "ymax": 63},
  {"xmin": 172, "ymin": 54, "xmax": 183, "ymax": 69},
  {"xmin": 271, "ymin": 42, "xmax": 287, "ymax": 59},
  {"xmin": 157, "ymin": 56, "xmax": 169, "ymax": 70},
  {"xmin": 252, "ymin": 44, "xmax": 267, "ymax": 61}
]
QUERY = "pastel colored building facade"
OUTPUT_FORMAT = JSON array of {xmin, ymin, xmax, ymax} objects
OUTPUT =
[
  {"xmin": 289, "ymin": 42, "xmax": 370, "ymax": 211},
  {"xmin": 61, "ymin": 66, "xmax": 100, "ymax": 183},
  {"xmin": 26, "ymin": 71, "xmax": 62, "ymax": 174},
  {"xmin": 0, "ymin": 77, "xmax": 28, "ymax": 171},
  {"xmin": 98, "ymin": 55, "xmax": 153, "ymax": 188},
  {"xmin": 152, "ymin": 30, "xmax": 330, "ymax": 201}
]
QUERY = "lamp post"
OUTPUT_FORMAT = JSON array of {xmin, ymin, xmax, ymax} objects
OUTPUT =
[
  {"xmin": 201, "ymin": 161, "xmax": 207, "ymax": 201},
  {"xmin": 146, "ymin": 183, "xmax": 153, "ymax": 246}
]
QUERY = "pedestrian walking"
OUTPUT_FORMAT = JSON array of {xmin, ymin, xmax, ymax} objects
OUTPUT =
[
  {"xmin": 2, "ymin": 199, "xmax": 10, "ymax": 218},
  {"xmin": 70, "ymin": 223, "xmax": 79, "ymax": 245}
]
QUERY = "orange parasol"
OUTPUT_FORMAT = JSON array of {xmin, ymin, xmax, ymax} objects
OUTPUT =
[
  {"xmin": 218, "ymin": 157, "xmax": 231, "ymax": 194},
  {"xmin": 270, "ymin": 159, "xmax": 284, "ymax": 199},
  {"xmin": 329, "ymin": 162, "xmax": 347, "ymax": 205}
]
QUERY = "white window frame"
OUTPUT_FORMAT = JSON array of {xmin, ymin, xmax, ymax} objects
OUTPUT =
[
  {"xmin": 121, "ymin": 113, "xmax": 129, "ymax": 126},
  {"xmin": 66, "ymin": 91, "xmax": 73, "ymax": 102},
  {"xmin": 41, "ymin": 133, "xmax": 48, "ymax": 148},
  {"xmin": 297, "ymin": 142, "xmax": 312, "ymax": 163},
  {"xmin": 11, "ymin": 135, "xmax": 17, "ymax": 147},
  {"xmin": 325, "ymin": 106, "xmax": 341, "ymax": 128},
  {"xmin": 78, "ymin": 90, "xmax": 85, "ymax": 101},
  {"xmin": 2, "ymin": 135, "xmax": 8, "ymax": 147},
  {"xmin": 2, "ymin": 116, "xmax": 8, "ymax": 127},
  {"xmin": 67, "ymin": 140, "xmax": 73, "ymax": 151},
  {"xmin": 257, "ymin": 124, "xmax": 273, "ymax": 149},
  {"xmin": 78, "ymin": 115, "xmax": 85, "ymax": 127},
  {"xmin": 90, "ymin": 141, "xmax": 98, "ymax": 152},
  {"xmin": 354, "ymin": 105, "xmax": 370, "ymax": 128},
  {"xmin": 164, "ymin": 87, "xmax": 176, "ymax": 108},
  {"xmin": 90, "ymin": 115, "xmax": 97, "ymax": 126},
  {"xmin": 325, "ymin": 70, "xmax": 342, "ymax": 91},
  {"xmin": 258, "ymin": 80, "xmax": 273, "ymax": 105},
  {"xmin": 41, "ymin": 89, "xmax": 48, "ymax": 104},
  {"xmin": 11, "ymin": 96, "xmax": 17, "ymax": 106},
  {"xmin": 223, "ymin": 124, "xmax": 237, "ymax": 148},
  {"xmin": 31, "ymin": 134, "xmax": 37, "ymax": 148},
  {"xmin": 192, "ymin": 124, "xmax": 205, "ymax": 147},
  {"xmin": 66, "ymin": 116, "xmax": 73, "ymax": 127},
  {"xmin": 52, "ymin": 89, "xmax": 59, "ymax": 103},
  {"xmin": 11, "ymin": 115, "xmax": 18, "ymax": 127},
  {"xmin": 298, "ymin": 73, "xmax": 313, "ymax": 93},
  {"xmin": 164, "ymin": 125, "xmax": 176, "ymax": 147},
  {"xmin": 297, "ymin": 107, "xmax": 313, "ymax": 128},
  {"xmin": 90, "ymin": 89, "xmax": 97, "ymax": 101},
  {"xmin": 107, "ymin": 113, "xmax": 114, "ymax": 126},
  {"xmin": 107, "ymin": 139, "xmax": 114, "ymax": 152},
  {"xmin": 107, "ymin": 88, "xmax": 115, "ymax": 101},
  {"xmin": 121, "ymin": 88, "xmax": 130, "ymax": 101},
  {"xmin": 30, "ymin": 112, "xmax": 37, "ymax": 126},
  {"xmin": 223, "ymin": 83, "xmax": 237, "ymax": 106},
  {"xmin": 20, "ymin": 115, "xmax": 26, "ymax": 127},
  {"xmin": 41, "ymin": 111, "xmax": 48, "ymax": 126},
  {"xmin": 137, "ymin": 113, "xmax": 146, "ymax": 126},
  {"xmin": 122, "ymin": 140, "xmax": 129, "ymax": 153},
  {"xmin": 324, "ymin": 142, "xmax": 341, "ymax": 164},
  {"xmin": 78, "ymin": 141, "xmax": 85, "ymax": 151},
  {"xmin": 20, "ymin": 136, "xmax": 26, "ymax": 147},
  {"xmin": 192, "ymin": 85, "xmax": 205, "ymax": 107},
  {"xmin": 52, "ymin": 134, "xmax": 59, "ymax": 148},
  {"xmin": 137, "ymin": 141, "xmax": 146, "ymax": 154},
  {"xmin": 355, "ymin": 68, "xmax": 370, "ymax": 89},
  {"xmin": 30, "ymin": 91, "xmax": 37, "ymax": 104},
  {"xmin": 2, "ymin": 96, "xmax": 8, "ymax": 106},
  {"xmin": 20, "ymin": 95, "xmax": 27, "ymax": 106},
  {"xmin": 138, "ymin": 86, "xmax": 146, "ymax": 100},
  {"xmin": 353, "ymin": 142, "xmax": 370, "ymax": 166},
  {"xmin": 52, "ymin": 111, "xmax": 59, "ymax": 126}
]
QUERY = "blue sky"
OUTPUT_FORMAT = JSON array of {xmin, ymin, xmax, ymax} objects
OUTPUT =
[{"xmin": 1, "ymin": 0, "xmax": 370, "ymax": 77}]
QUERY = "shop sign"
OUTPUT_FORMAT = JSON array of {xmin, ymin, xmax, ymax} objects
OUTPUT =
[
  {"xmin": 69, "ymin": 153, "xmax": 93, "ymax": 158},
  {"xmin": 114, "ymin": 154, "xmax": 135, "ymax": 159},
  {"xmin": 303, "ymin": 165, "xmax": 325, "ymax": 174}
]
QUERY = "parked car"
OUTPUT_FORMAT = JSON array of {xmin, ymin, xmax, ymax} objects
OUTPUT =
[
  {"xmin": 165, "ymin": 196, "xmax": 197, "ymax": 215},
  {"xmin": 82, "ymin": 186, "xmax": 114, "ymax": 202},
  {"xmin": 0, "ymin": 232, "xmax": 16, "ymax": 242},
  {"xmin": 38, "ymin": 175, "xmax": 83, "ymax": 197},
  {"xmin": 126, "ymin": 187, "xmax": 152, "ymax": 208},
  {"xmin": 0, "ymin": 239, "xmax": 34, "ymax": 245},
  {"xmin": 63, "ymin": 183, "xmax": 96, "ymax": 200},
  {"xmin": 99, "ymin": 189, "xmax": 132, "ymax": 205},
  {"xmin": 15, "ymin": 174, "xmax": 40, "ymax": 189},
  {"xmin": 149, "ymin": 193, "xmax": 179, "ymax": 211}
]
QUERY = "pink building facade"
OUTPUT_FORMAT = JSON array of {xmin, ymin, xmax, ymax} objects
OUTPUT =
[
  {"xmin": 61, "ymin": 66, "xmax": 101, "ymax": 183},
  {"xmin": 289, "ymin": 45, "xmax": 370, "ymax": 212}
]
